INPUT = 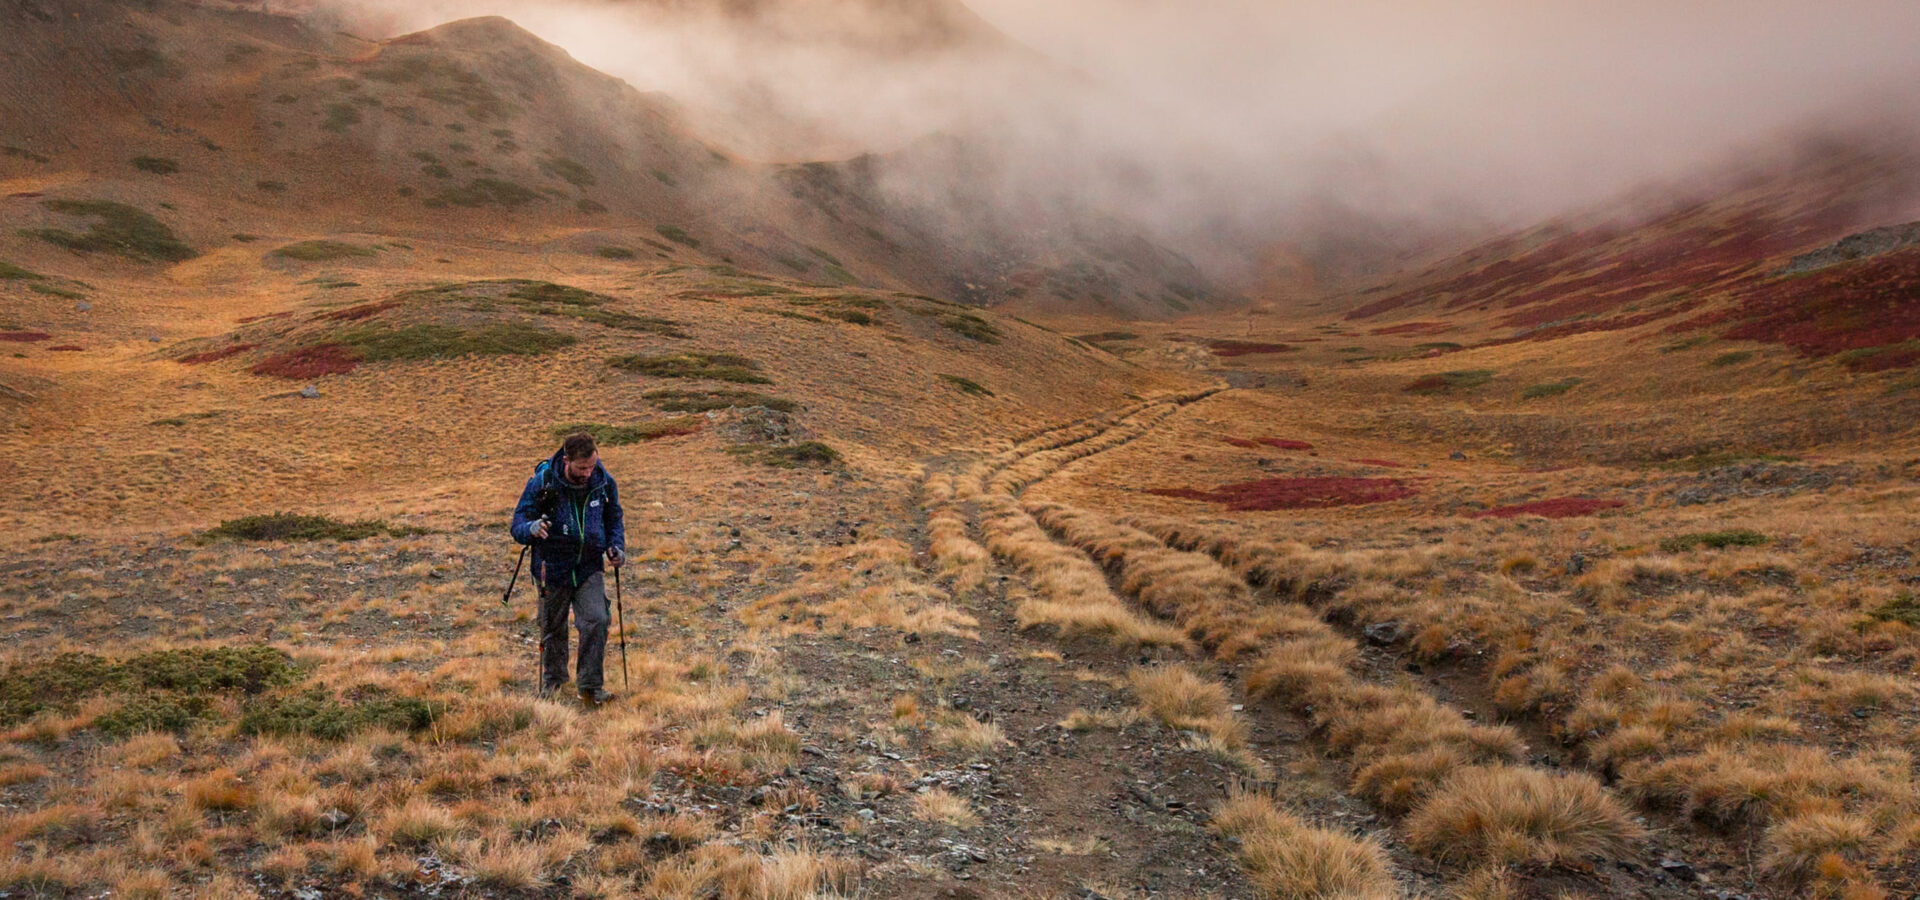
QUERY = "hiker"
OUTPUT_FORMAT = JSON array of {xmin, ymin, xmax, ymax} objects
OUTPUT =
[{"xmin": 510, "ymin": 432, "xmax": 626, "ymax": 704}]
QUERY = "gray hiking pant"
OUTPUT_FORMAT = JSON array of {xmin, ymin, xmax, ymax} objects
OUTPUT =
[{"xmin": 539, "ymin": 571, "xmax": 609, "ymax": 692}]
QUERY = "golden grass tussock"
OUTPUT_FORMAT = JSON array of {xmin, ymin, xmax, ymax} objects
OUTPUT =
[
  {"xmin": 1761, "ymin": 811, "xmax": 1877, "ymax": 887},
  {"xmin": 1128, "ymin": 664, "xmax": 1247, "ymax": 748},
  {"xmin": 930, "ymin": 713, "xmax": 1006, "ymax": 756},
  {"xmin": 1031, "ymin": 501, "xmax": 1274, "ymax": 654},
  {"xmin": 913, "ymin": 788, "xmax": 982, "ymax": 828},
  {"xmin": 978, "ymin": 494, "xmax": 1189, "ymax": 649},
  {"xmin": 922, "ymin": 471, "xmax": 992, "ymax": 597},
  {"xmin": 1213, "ymin": 791, "xmax": 1400, "ymax": 900},
  {"xmin": 741, "ymin": 538, "xmax": 979, "ymax": 639},
  {"xmin": 1403, "ymin": 767, "xmax": 1643, "ymax": 867}
]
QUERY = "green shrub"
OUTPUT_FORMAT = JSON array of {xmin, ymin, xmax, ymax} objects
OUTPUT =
[
  {"xmin": 1867, "ymin": 594, "xmax": 1920, "ymax": 627},
  {"xmin": 939, "ymin": 313, "xmax": 1001, "ymax": 344},
  {"xmin": 733, "ymin": 441, "xmax": 839, "ymax": 468},
  {"xmin": 577, "ymin": 198, "xmax": 607, "ymax": 214},
  {"xmin": 550, "ymin": 417, "xmax": 704, "ymax": 446},
  {"xmin": 1405, "ymin": 369, "xmax": 1495, "ymax": 394},
  {"xmin": 322, "ymin": 103, "xmax": 361, "ymax": 132},
  {"xmin": 1709, "ymin": 351, "xmax": 1754, "ymax": 367},
  {"xmin": 1522, "ymin": 378, "xmax": 1582, "ymax": 399},
  {"xmin": 1659, "ymin": 530, "xmax": 1769, "ymax": 553},
  {"xmin": 941, "ymin": 374, "xmax": 993, "ymax": 396},
  {"xmin": 339, "ymin": 322, "xmax": 575, "ymax": 361},
  {"xmin": 652, "ymin": 169, "xmax": 677, "ymax": 186},
  {"xmin": 436, "ymin": 178, "xmax": 541, "ymax": 208},
  {"xmin": 822, "ymin": 309, "xmax": 871, "ymax": 325},
  {"xmin": 611, "ymin": 352, "xmax": 769, "ymax": 384},
  {"xmin": 539, "ymin": 156, "xmax": 596, "ymax": 188},
  {"xmin": 807, "ymin": 246, "xmax": 843, "ymax": 267},
  {"xmin": 0, "ymin": 647, "xmax": 300, "ymax": 728},
  {"xmin": 656, "ymin": 225, "xmax": 699, "ymax": 247},
  {"xmin": 240, "ymin": 688, "xmax": 445, "ymax": 739},
  {"xmin": 1075, "ymin": 331, "xmax": 1137, "ymax": 343},
  {"xmin": 596, "ymin": 246, "xmax": 636, "ymax": 260},
  {"xmin": 202, "ymin": 513, "xmax": 397, "ymax": 542},
  {"xmin": 0, "ymin": 261, "xmax": 43, "ymax": 281},
  {"xmin": 95, "ymin": 694, "xmax": 216, "ymax": 737},
  {"xmin": 129, "ymin": 155, "xmax": 178, "ymax": 175},
  {"xmin": 23, "ymin": 199, "xmax": 196, "ymax": 262},
  {"xmin": 645, "ymin": 389, "xmax": 796, "ymax": 413},
  {"xmin": 272, "ymin": 240, "xmax": 377, "ymax": 261}
]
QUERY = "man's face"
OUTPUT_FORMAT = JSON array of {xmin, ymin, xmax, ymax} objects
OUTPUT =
[{"xmin": 564, "ymin": 451, "xmax": 598, "ymax": 484}]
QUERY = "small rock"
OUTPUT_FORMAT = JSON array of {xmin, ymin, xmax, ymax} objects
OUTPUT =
[
  {"xmin": 1568, "ymin": 552, "xmax": 1590, "ymax": 575},
  {"xmin": 1659, "ymin": 858, "xmax": 1697, "ymax": 881},
  {"xmin": 299, "ymin": 384, "xmax": 321, "ymax": 399},
  {"xmin": 147, "ymin": 335, "xmax": 162, "ymax": 343},
  {"xmin": 74, "ymin": 301, "xmax": 91, "ymax": 312},
  {"xmin": 1450, "ymin": 450, "xmax": 1467, "ymax": 461},
  {"xmin": 1363, "ymin": 621, "xmax": 1402, "ymax": 645},
  {"xmin": 856, "ymin": 809, "xmax": 877, "ymax": 822}
]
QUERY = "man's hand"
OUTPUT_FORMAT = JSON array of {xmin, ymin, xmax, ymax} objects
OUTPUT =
[
  {"xmin": 607, "ymin": 547, "xmax": 625, "ymax": 569},
  {"xmin": 529, "ymin": 518, "xmax": 550, "ymax": 540}
]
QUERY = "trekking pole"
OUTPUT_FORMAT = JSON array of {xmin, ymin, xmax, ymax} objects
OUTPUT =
[
  {"xmin": 614, "ymin": 565, "xmax": 629, "ymax": 690},
  {"xmin": 500, "ymin": 544, "xmax": 528, "ymax": 607}
]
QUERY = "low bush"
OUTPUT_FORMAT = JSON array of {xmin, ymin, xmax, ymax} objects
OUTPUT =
[
  {"xmin": 129, "ymin": 156, "xmax": 178, "ymax": 175},
  {"xmin": 0, "ymin": 261, "xmax": 43, "ymax": 280},
  {"xmin": 271, "ymin": 240, "xmax": 377, "ymax": 261},
  {"xmin": 339, "ymin": 322, "xmax": 575, "ymax": 361},
  {"xmin": 939, "ymin": 313, "xmax": 1001, "ymax": 344},
  {"xmin": 549, "ymin": 417, "xmax": 704, "ymax": 446},
  {"xmin": 539, "ymin": 156, "xmax": 596, "ymax": 188},
  {"xmin": 611, "ymin": 352, "xmax": 769, "ymax": 384},
  {"xmin": 1866, "ymin": 593, "xmax": 1919, "ymax": 627},
  {"xmin": 434, "ymin": 178, "xmax": 541, "ymax": 208},
  {"xmin": 940, "ymin": 374, "xmax": 993, "ymax": 396},
  {"xmin": 1, "ymin": 647, "xmax": 300, "ymax": 728},
  {"xmin": 240, "ymin": 687, "xmax": 445, "ymax": 739},
  {"xmin": 645, "ymin": 389, "xmax": 796, "ymax": 413},
  {"xmin": 1710, "ymin": 350, "xmax": 1754, "ymax": 367},
  {"xmin": 201, "ymin": 513, "xmax": 403, "ymax": 542},
  {"xmin": 1405, "ymin": 369, "xmax": 1494, "ymax": 394},
  {"xmin": 656, "ymin": 225, "xmax": 699, "ymax": 247},
  {"xmin": 22, "ymin": 199, "xmax": 196, "ymax": 262},
  {"xmin": 732, "ymin": 442, "xmax": 840, "ymax": 468},
  {"xmin": 596, "ymin": 246, "xmax": 635, "ymax": 260},
  {"xmin": 1659, "ymin": 530, "xmax": 1769, "ymax": 552},
  {"xmin": 1522, "ymin": 377, "xmax": 1582, "ymax": 399}
]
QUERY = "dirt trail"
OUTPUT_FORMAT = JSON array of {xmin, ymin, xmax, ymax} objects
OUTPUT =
[{"xmin": 956, "ymin": 389, "xmax": 1714, "ymax": 900}]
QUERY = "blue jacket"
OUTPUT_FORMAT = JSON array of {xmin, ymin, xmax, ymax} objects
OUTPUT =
[{"xmin": 510, "ymin": 451, "xmax": 626, "ymax": 588}]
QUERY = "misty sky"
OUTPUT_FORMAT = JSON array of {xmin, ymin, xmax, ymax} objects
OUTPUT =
[{"xmin": 326, "ymin": 0, "xmax": 1920, "ymax": 276}]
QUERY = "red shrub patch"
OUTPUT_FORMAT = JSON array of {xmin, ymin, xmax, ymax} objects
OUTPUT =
[
  {"xmin": 316, "ymin": 299, "xmax": 402, "ymax": 322},
  {"xmin": 1370, "ymin": 321, "xmax": 1453, "ymax": 336},
  {"xmin": 0, "ymin": 331, "xmax": 52, "ymax": 342},
  {"xmin": 177, "ymin": 343, "xmax": 257, "ymax": 364},
  {"xmin": 251, "ymin": 344, "xmax": 360, "ymax": 378},
  {"xmin": 1150, "ymin": 477, "xmax": 1418, "ymax": 511},
  {"xmin": 47, "ymin": 345, "xmax": 83, "ymax": 352},
  {"xmin": 1223, "ymin": 437, "xmax": 1314, "ymax": 451},
  {"xmin": 1403, "ymin": 375, "xmax": 1449, "ymax": 393},
  {"xmin": 1208, "ymin": 340, "xmax": 1294, "ymax": 357},
  {"xmin": 1715, "ymin": 248, "xmax": 1920, "ymax": 357},
  {"xmin": 1349, "ymin": 458, "xmax": 1405, "ymax": 468},
  {"xmin": 1472, "ymin": 498, "xmax": 1626, "ymax": 519}
]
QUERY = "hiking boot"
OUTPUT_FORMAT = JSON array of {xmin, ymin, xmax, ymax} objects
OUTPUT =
[
  {"xmin": 579, "ymin": 688, "xmax": 616, "ymax": 706},
  {"xmin": 538, "ymin": 681, "xmax": 569, "ymax": 699}
]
